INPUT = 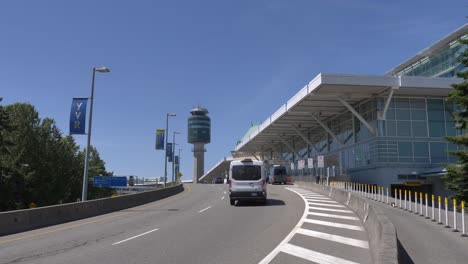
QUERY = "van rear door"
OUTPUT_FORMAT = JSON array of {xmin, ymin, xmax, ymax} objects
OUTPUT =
[{"xmin": 231, "ymin": 165, "xmax": 263, "ymax": 192}]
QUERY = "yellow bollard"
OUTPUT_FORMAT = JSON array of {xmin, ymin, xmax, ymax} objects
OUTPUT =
[
  {"xmin": 409, "ymin": 191, "xmax": 412, "ymax": 212},
  {"xmin": 453, "ymin": 199, "xmax": 458, "ymax": 232},
  {"xmin": 419, "ymin": 192, "xmax": 423, "ymax": 216},
  {"xmin": 431, "ymin": 194, "xmax": 435, "ymax": 221},
  {"xmin": 425, "ymin": 193, "xmax": 429, "ymax": 218},
  {"xmin": 438, "ymin": 196, "xmax": 442, "ymax": 224},
  {"xmin": 462, "ymin": 201, "xmax": 466, "ymax": 237},
  {"xmin": 404, "ymin": 190, "xmax": 407, "ymax": 210},
  {"xmin": 386, "ymin": 187, "xmax": 389, "ymax": 204},
  {"xmin": 445, "ymin": 197, "xmax": 450, "ymax": 227},
  {"xmin": 399, "ymin": 189, "xmax": 402, "ymax": 208}
]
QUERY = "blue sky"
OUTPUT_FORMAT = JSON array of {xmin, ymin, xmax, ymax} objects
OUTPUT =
[{"xmin": 1, "ymin": 0, "xmax": 466, "ymax": 181}]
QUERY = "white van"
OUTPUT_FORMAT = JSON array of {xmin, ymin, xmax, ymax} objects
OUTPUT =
[
  {"xmin": 269, "ymin": 165, "xmax": 288, "ymax": 184},
  {"xmin": 229, "ymin": 159, "xmax": 267, "ymax": 205}
]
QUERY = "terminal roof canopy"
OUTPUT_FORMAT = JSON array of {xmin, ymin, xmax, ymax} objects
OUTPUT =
[{"xmin": 235, "ymin": 73, "xmax": 459, "ymax": 153}]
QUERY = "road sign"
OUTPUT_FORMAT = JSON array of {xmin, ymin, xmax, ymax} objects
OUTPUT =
[
  {"xmin": 317, "ymin": 156, "xmax": 324, "ymax": 168},
  {"xmin": 298, "ymin": 160, "xmax": 305, "ymax": 169},
  {"xmin": 93, "ymin": 176, "xmax": 127, "ymax": 187},
  {"xmin": 307, "ymin": 158, "xmax": 314, "ymax": 169},
  {"xmin": 178, "ymin": 172, "xmax": 183, "ymax": 178}
]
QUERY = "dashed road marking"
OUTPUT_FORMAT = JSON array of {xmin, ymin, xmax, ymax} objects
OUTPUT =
[
  {"xmin": 221, "ymin": 196, "xmax": 225, "ymax": 200},
  {"xmin": 112, "ymin": 228, "xmax": 159, "ymax": 245},
  {"xmin": 198, "ymin": 206, "xmax": 212, "ymax": 213}
]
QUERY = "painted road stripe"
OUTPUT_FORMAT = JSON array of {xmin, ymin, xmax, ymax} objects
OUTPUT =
[
  {"xmin": 308, "ymin": 206, "xmax": 353, "ymax": 213},
  {"xmin": 198, "ymin": 206, "xmax": 212, "ymax": 213},
  {"xmin": 304, "ymin": 197, "xmax": 333, "ymax": 201},
  {"xmin": 112, "ymin": 228, "xmax": 159, "ymax": 245},
  {"xmin": 308, "ymin": 202, "xmax": 346, "ymax": 208},
  {"xmin": 296, "ymin": 228, "xmax": 369, "ymax": 249},
  {"xmin": 306, "ymin": 199, "xmax": 338, "ymax": 204},
  {"xmin": 303, "ymin": 218, "xmax": 364, "ymax": 231},
  {"xmin": 308, "ymin": 212, "xmax": 360, "ymax": 220},
  {"xmin": 221, "ymin": 196, "xmax": 225, "ymax": 200},
  {"xmin": 281, "ymin": 243, "xmax": 360, "ymax": 264}
]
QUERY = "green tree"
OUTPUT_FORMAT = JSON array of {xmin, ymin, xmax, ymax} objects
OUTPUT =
[{"xmin": 444, "ymin": 37, "xmax": 468, "ymax": 202}]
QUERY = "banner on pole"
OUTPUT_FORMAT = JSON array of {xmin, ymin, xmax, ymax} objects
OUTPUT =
[
  {"xmin": 166, "ymin": 143, "xmax": 173, "ymax": 162},
  {"xmin": 156, "ymin": 129, "xmax": 165, "ymax": 150},
  {"xmin": 69, "ymin": 98, "xmax": 88, "ymax": 134},
  {"xmin": 175, "ymin": 156, "xmax": 179, "ymax": 165},
  {"xmin": 307, "ymin": 158, "xmax": 314, "ymax": 169}
]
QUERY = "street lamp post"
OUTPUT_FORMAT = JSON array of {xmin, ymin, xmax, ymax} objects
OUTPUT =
[
  {"xmin": 164, "ymin": 113, "xmax": 176, "ymax": 187},
  {"xmin": 172, "ymin": 132, "xmax": 180, "ymax": 182},
  {"xmin": 82, "ymin": 66, "xmax": 110, "ymax": 202}
]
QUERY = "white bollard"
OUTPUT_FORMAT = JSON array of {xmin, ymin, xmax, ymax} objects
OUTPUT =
[
  {"xmin": 438, "ymin": 196, "xmax": 442, "ymax": 224},
  {"xmin": 394, "ymin": 188, "xmax": 397, "ymax": 205},
  {"xmin": 386, "ymin": 187, "xmax": 389, "ymax": 204},
  {"xmin": 425, "ymin": 193, "xmax": 429, "ymax": 219},
  {"xmin": 399, "ymin": 189, "xmax": 402, "ymax": 209},
  {"xmin": 404, "ymin": 190, "xmax": 407, "ymax": 210},
  {"xmin": 462, "ymin": 201, "xmax": 467, "ymax": 237},
  {"xmin": 453, "ymin": 199, "xmax": 458, "ymax": 232},
  {"xmin": 431, "ymin": 195, "xmax": 435, "ymax": 221},
  {"xmin": 445, "ymin": 197, "xmax": 450, "ymax": 228},
  {"xmin": 420, "ymin": 193, "xmax": 423, "ymax": 216},
  {"xmin": 409, "ymin": 191, "xmax": 412, "ymax": 212}
]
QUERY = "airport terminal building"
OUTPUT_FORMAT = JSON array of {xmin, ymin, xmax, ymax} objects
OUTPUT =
[{"xmin": 230, "ymin": 24, "xmax": 467, "ymax": 197}]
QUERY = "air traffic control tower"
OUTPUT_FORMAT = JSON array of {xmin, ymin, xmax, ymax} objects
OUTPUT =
[{"xmin": 188, "ymin": 107, "xmax": 211, "ymax": 183}]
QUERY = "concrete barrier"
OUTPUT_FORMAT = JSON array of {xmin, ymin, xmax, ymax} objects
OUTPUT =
[
  {"xmin": 296, "ymin": 181, "xmax": 398, "ymax": 264},
  {"xmin": 0, "ymin": 184, "xmax": 184, "ymax": 236}
]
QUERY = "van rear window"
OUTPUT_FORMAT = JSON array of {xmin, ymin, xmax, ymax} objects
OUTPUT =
[
  {"xmin": 274, "ymin": 167, "xmax": 286, "ymax": 176},
  {"xmin": 232, "ymin": 165, "xmax": 261, "ymax": 181}
]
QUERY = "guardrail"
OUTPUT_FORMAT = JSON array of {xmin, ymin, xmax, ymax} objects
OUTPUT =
[
  {"xmin": 0, "ymin": 184, "xmax": 184, "ymax": 236},
  {"xmin": 331, "ymin": 181, "xmax": 468, "ymax": 237},
  {"xmin": 294, "ymin": 181, "xmax": 398, "ymax": 264}
]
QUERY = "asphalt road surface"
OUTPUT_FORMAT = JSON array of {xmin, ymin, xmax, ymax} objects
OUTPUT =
[{"xmin": 0, "ymin": 184, "xmax": 372, "ymax": 264}]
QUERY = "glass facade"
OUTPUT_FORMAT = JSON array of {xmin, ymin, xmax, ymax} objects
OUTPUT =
[
  {"xmin": 396, "ymin": 35, "xmax": 467, "ymax": 78},
  {"xmin": 287, "ymin": 96, "xmax": 464, "ymax": 178}
]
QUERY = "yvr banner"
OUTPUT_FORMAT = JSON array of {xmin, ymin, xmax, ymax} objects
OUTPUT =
[
  {"xmin": 69, "ymin": 98, "xmax": 88, "ymax": 134},
  {"xmin": 166, "ymin": 143, "xmax": 173, "ymax": 162},
  {"xmin": 174, "ymin": 156, "xmax": 179, "ymax": 165},
  {"xmin": 156, "ymin": 129, "xmax": 165, "ymax": 150}
]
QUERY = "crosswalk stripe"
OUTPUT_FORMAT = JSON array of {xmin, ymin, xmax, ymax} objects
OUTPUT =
[
  {"xmin": 296, "ymin": 228, "xmax": 369, "ymax": 249},
  {"xmin": 308, "ymin": 202, "xmax": 346, "ymax": 208},
  {"xmin": 281, "ymin": 243, "xmax": 360, "ymax": 264},
  {"xmin": 308, "ymin": 211, "xmax": 360, "ymax": 220},
  {"xmin": 309, "ymin": 206, "xmax": 353, "ymax": 213},
  {"xmin": 303, "ymin": 218, "xmax": 364, "ymax": 231}
]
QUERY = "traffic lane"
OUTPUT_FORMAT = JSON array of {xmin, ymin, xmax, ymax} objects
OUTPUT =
[
  {"xmin": 368, "ymin": 199, "xmax": 468, "ymax": 264},
  {"xmin": 15, "ymin": 184, "xmax": 303, "ymax": 264},
  {"xmin": 0, "ymin": 184, "xmax": 226, "ymax": 264}
]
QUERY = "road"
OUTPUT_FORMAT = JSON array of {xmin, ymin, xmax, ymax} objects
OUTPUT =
[{"xmin": 0, "ymin": 184, "xmax": 372, "ymax": 264}]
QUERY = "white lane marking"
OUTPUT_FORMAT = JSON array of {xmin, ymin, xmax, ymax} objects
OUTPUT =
[
  {"xmin": 281, "ymin": 243, "xmax": 360, "ymax": 264},
  {"xmin": 258, "ymin": 188, "xmax": 310, "ymax": 264},
  {"xmin": 224, "ymin": 191, "xmax": 227, "ymax": 194},
  {"xmin": 308, "ymin": 206, "xmax": 353, "ymax": 214},
  {"xmin": 221, "ymin": 196, "xmax": 225, "ymax": 200},
  {"xmin": 308, "ymin": 212, "xmax": 360, "ymax": 220},
  {"xmin": 308, "ymin": 202, "xmax": 346, "ymax": 208},
  {"xmin": 112, "ymin": 228, "xmax": 159, "ymax": 245},
  {"xmin": 296, "ymin": 228, "xmax": 369, "ymax": 249},
  {"xmin": 306, "ymin": 199, "xmax": 338, "ymax": 203},
  {"xmin": 303, "ymin": 218, "xmax": 364, "ymax": 231},
  {"xmin": 198, "ymin": 206, "xmax": 212, "ymax": 213}
]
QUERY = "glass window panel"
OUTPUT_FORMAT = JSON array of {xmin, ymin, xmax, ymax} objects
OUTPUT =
[
  {"xmin": 412, "ymin": 122, "xmax": 428, "ymax": 137},
  {"xmin": 446, "ymin": 122, "xmax": 456, "ymax": 136},
  {"xmin": 428, "ymin": 110, "xmax": 444, "ymax": 121},
  {"xmin": 427, "ymin": 99, "xmax": 444, "ymax": 110},
  {"xmin": 386, "ymin": 121, "xmax": 396, "ymax": 136},
  {"xmin": 430, "ymin": 142, "xmax": 447, "ymax": 163},
  {"xmin": 399, "ymin": 157, "xmax": 413, "ymax": 163},
  {"xmin": 386, "ymin": 109, "xmax": 396, "ymax": 120},
  {"xmin": 395, "ymin": 98, "xmax": 410, "ymax": 108},
  {"xmin": 414, "ymin": 157, "xmax": 430, "ymax": 163},
  {"xmin": 396, "ymin": 109, "xmax": 410, "ymax": 120},
  {"xmin": 397, "ymin": 121, "xmax": 411, "ymax": 137},
  {"xmin": 398, "ymin": 142, "xmax": 413, "ymax": 157},
  {"xmin": 413, "ymin": 142, "xmax": 429, "ymax": 157},
  {"xmin": 411, "ymin": 110, "xmax": 426, "ymax": 121},
  {"xmin": 429, "ymin": 122, "xmax": 445, "ymax": 137},
  {"xmin": 410, "ymin": 98, "xmax": 426, "ymax": 109}
]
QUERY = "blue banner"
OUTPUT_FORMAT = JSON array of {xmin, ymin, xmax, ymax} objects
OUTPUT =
[
  {"xmin": 166, "ymin": 143, "xmax": 173, "ymax": 162},
  {"xmin": 156, "ymin": 129, "xmax": 165, "ymax": 150},
  {"xmin": 69, "ymin": 98, "xmax": 88, "ymax": 134},
  {"xmin": 174, "ymin": 156, "xmax": 179, "ymax": 165},
  {"xmin": 93, "ymin": 176, "xmax": 127, "ymax": 187}
]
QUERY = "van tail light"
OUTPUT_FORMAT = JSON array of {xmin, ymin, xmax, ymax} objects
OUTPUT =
[
  {"xmin": 228, "ymin": 179, "xmax": 231, "ymax": 188},
  {"xmin": 262, "ymin": 179, "xmax": 266, "ymax": 186}
]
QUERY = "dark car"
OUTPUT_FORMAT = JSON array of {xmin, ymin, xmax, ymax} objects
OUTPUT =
[{"xmin": 214, "ymin": 177, "xmax": 224, "ymax": 184}]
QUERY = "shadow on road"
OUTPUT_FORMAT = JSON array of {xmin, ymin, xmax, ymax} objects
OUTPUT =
[
  {"xmin": 398, "ymin": 238, "xmax": 415, "ymax": 264},
  {"xmin": 235, "ymin": 199, "xmax": 285, "ymax": 207}
]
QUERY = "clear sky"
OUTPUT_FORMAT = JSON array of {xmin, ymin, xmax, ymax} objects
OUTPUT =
[{"xmin": 1, "ymin": 0, "xmax": 466, "ymax": 181}]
